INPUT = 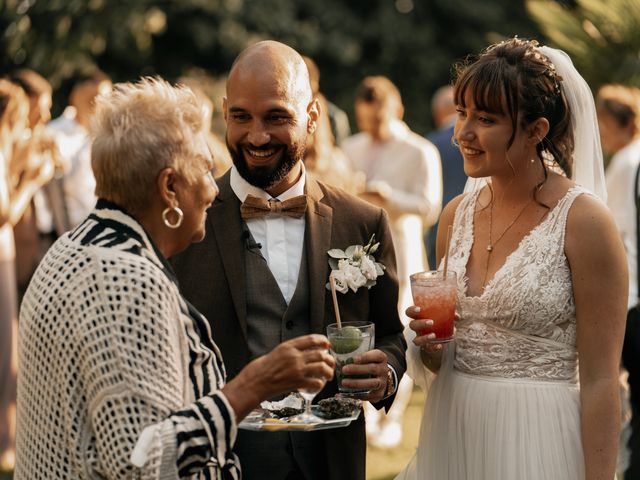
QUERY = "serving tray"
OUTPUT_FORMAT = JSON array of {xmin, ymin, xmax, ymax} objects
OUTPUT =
[{"xmin": 238, "ymin": 406, "xmax": 361, "ymax": 432}]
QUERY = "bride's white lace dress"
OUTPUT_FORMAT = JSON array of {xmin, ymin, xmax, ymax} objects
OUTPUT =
[{"xmin": 397, "ymin": 186, "xmax": 588, "ymax": 480}]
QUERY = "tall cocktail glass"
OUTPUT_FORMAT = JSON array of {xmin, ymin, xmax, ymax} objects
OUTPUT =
[
  {"xmin": 410, "ymin": 270, "xmax": 457, "ymax": 342},
  {"xmin": 327, "ymin": 321, "xmax": 375, "ymax": 397}
]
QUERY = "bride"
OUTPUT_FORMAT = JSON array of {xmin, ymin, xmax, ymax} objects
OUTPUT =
[{"xmin": 397, "ymin": 38, "xmax": 626, "ymax": 480}]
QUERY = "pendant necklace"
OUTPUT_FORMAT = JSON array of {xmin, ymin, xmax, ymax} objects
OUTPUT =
[{"xmin": 481, "ymin": 197, "xmax": 534, "ymax": 288}]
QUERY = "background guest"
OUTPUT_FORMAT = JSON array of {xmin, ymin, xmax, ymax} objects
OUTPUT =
[
  {"xmin": 7, "ymin": 69, "xmax": 60, "ymax": 298},
  {"xmin": 303, "ymin": 55, "xmax": 351, "ymax": 146},
  {"xmin": 342, "ymin": 75, "xmax": 442, "ymax": 449},
  {"xmin": 425, "ymin": 85, "xmax": 467, "ymax": 268},
  {"xmin": 0, "ymin": 78, "xmax": 52, "ymax": 472},
  {"xmin": 302, "ymin": 56, "xmax": 362, "ymax": 194},
  {"xmin": 597, "ymin": 83, "xmax": 640, "ymax": 480},
  {"xmin": 45, "ymin": 70, "xmax": 112, "ymax": 234},
  {"xmin": 303, "ymin": 92, "xmax": 362, "ymax": 193}
]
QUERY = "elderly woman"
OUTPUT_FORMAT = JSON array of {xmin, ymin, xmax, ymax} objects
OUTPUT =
[{"xmin": 15, "ymin": 78, "xmax": 335, "ymax": 479}]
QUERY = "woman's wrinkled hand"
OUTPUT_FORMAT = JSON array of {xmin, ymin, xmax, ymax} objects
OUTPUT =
[
  {"xmin": 224, "ymin": 334, "xmax": 336, "ymax": 420},
  {"xmin": 253, "ymin": 334, "xmax": 336, "ymax": 398}
]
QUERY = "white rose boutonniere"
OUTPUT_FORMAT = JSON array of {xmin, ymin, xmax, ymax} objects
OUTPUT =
[{"xmin": 326, "ymin": 234, "xmax": 386, "ymax": 294}]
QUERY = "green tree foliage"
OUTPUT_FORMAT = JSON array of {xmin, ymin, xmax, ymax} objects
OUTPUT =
[
  {"xmin": 527, "ymin": 0, "xmax": 640, "ymax": 89},
  {"xmin": 1, "ymin": 0, "xmax": 543, "ymax": 134}
]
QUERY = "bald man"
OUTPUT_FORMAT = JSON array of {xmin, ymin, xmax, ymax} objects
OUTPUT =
[{"xmin": 171, "ymin": 41, "xmax": 406, "ymax": 479}]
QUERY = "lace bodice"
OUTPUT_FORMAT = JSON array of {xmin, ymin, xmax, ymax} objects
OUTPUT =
[{"xmin": 447, "ymin": 186, "xmax": 590, "ymax": 382}]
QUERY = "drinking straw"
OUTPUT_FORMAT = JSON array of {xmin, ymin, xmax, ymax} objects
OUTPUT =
[
  {"xmin": 443, "ymin": 225, "xmax": 453, "ymax": 277},
  {"xmin": 329, "ymin": 272, "xmax": 342, "ymax": 328}
]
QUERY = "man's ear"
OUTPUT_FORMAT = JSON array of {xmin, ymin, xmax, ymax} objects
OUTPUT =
[
  {"xmin": 529, "ymin": 117, "xmax": 550, "ymax": 145},
  {"xmin": 157, "ymin": 167, "xmax": 178, "ymax": 207},
  {"xmin": 307, "ymin": 98, "xmax": 320, "ymax": 134},
  {"xmin": 222, "ymin": 97, "xmax": 228, "ymax": 123}
]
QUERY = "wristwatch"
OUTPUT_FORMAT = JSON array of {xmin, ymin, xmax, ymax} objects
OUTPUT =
[{"xmin": 384, "ymin": 367, "xmax": 395, "ymax": 397}]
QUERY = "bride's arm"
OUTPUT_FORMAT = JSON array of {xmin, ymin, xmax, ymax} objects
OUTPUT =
[{"xmin": 566, "ymin": 194, "xmax": 627, "ymax": 480}]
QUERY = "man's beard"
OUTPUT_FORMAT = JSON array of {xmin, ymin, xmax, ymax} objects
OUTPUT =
[{"xmin": 227, "ymin": 139, "xmax": 305, "ymax": 190}]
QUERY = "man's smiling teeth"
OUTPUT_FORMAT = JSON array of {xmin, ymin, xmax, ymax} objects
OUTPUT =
[{"xmin": 247, "ymin": 148, "xmax": 277, "ymax": 158}]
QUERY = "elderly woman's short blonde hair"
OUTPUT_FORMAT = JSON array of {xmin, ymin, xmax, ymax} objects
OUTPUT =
[{"xmin": 91, "ymin": 77, "xmax": 206, "ymax": 214}]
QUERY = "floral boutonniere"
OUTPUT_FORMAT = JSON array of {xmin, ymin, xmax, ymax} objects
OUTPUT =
[{"xmin": 326, "ymin": 234, "xmax": 386, "ymax": 294}]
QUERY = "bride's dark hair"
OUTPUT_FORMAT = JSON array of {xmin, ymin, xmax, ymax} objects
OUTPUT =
[{"xmin": 453, "ymin": 37, "xmax": 574, "ymax": 178}]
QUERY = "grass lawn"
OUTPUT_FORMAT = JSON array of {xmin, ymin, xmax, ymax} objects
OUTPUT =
[{"xmin": 366, "ymin": 386, "xmax": 425, "ymax": 480}]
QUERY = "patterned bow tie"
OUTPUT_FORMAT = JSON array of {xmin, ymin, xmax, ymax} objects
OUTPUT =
[{"xmin": 240, "ymin": 194, "xmax": 307, "ymax": 220}]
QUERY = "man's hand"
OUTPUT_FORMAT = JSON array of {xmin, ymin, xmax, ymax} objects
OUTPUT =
[{"xmin": 340, "ymin": 348, "xmax": 391, "ymax": 403}]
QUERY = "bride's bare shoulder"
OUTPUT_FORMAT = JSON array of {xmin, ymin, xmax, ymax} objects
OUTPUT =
[{"xmin": 563, "ymin": 182, "xmax": 620, "ymax": 261}]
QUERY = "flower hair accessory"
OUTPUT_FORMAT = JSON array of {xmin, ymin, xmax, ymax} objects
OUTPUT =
[{"xmin": 326, "ymin": 234, "xmax": 386, "ymax": 293}]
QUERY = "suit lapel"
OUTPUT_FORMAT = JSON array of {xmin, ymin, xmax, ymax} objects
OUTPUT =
[
  {"xmin": 305, "ymin": 178, "xmax": 333, "ymax": 334},
  {"xmin": 210, "ymin": 173, "xmax": 248, "ymax": 337}
]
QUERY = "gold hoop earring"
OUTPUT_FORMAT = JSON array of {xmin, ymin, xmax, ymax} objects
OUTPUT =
[{"xmin": 162, "ymin": 206, "xmax": 183, "ymax": 229}]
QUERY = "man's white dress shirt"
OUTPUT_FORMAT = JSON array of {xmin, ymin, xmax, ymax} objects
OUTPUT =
[
  {"xmin": 230, "ymin": 163, "xmax": 399, "ymax": 395},
  {"xmin": 230, "ymin": 164, "xmax": 306, "ymax": 305}
]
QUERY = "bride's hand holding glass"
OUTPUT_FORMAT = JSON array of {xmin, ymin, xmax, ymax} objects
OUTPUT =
[{"xmin": 406, "ymin": 306, "xmax": 459, "ymax": 372}]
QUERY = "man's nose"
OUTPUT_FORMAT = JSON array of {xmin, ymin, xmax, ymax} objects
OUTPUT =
[{"xmin": 247, "ymin": 121, "xmax": 270, "ymax": 146}]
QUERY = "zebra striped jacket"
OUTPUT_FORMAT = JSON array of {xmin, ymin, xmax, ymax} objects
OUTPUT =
[{"xmin": 16, "ymin": 199, "xmax": 240, "ymax": 480}]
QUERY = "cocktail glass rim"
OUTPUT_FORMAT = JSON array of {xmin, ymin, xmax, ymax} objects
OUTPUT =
[
  {"xmin": 326, "ymin": 320, "xmax": 375, "ymax": 332},
  {"xmin": 409, "ymin": 269, "xmax": 457, "ymax": 284}
]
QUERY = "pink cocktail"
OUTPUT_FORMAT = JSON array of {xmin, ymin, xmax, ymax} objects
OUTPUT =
[{"xmin": 410, "ymin": 270, "xmax": 457, "ymax": 342}]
